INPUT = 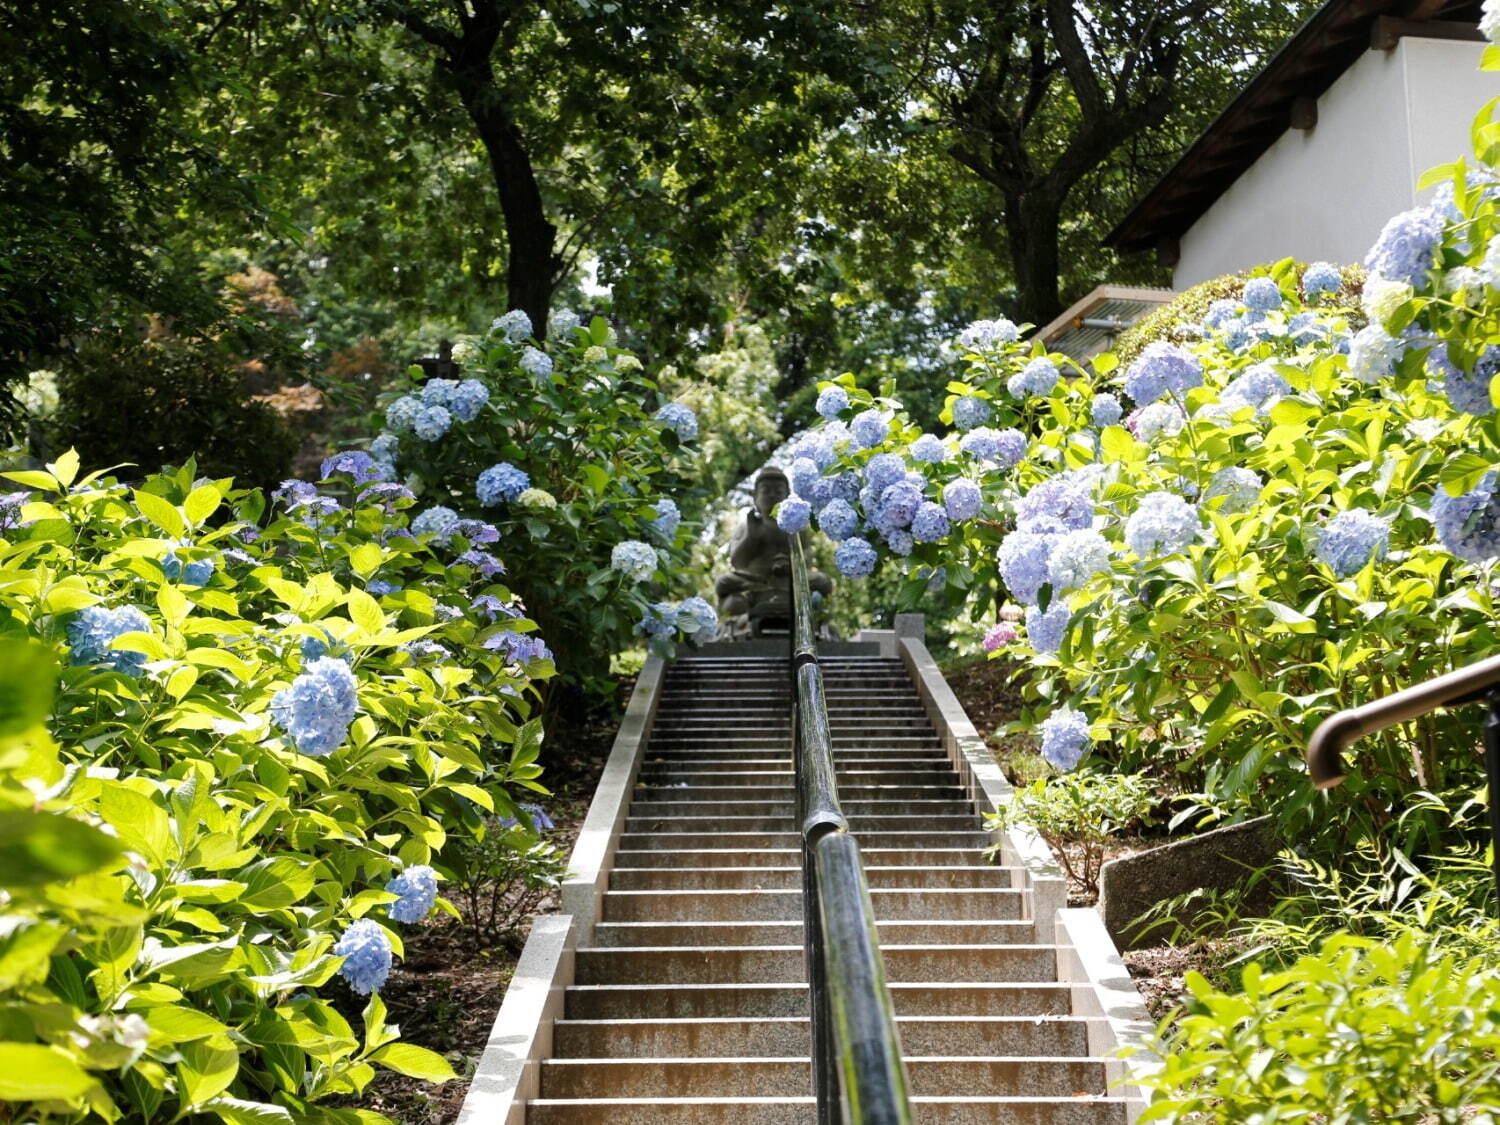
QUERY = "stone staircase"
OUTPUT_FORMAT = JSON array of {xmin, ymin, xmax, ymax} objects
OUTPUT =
[{"xmin": 524, "ymin": 652, "xmax": 1135, "ymax": 1124}]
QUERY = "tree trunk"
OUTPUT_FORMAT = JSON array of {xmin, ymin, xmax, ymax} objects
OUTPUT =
[{"xmin": 1004, "ymin": 189, "xmax": 1065, "ymax": 328}]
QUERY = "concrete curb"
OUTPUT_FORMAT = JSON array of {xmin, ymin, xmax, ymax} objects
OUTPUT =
[
  {"xmin": 457, "ymin": 655, "xmax": 666, "ymax": 1124},
  {"xmin": 560, "ymin": 654, "xmax": 667, "ymax": 944}
]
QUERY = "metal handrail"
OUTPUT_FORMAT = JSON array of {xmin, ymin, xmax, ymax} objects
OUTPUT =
[
  {"xmin": 789, "ymin": 532, "xmax": 912, "ymax": 1124},
  {"xmin": 1306, "ymin": 652, "xmax": 1500, "ymax": 898}
]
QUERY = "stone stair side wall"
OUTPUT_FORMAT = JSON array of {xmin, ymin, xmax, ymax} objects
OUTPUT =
[{"xmin": 457, "ymin": 655, "xmax": 667, "ymax": 1125}]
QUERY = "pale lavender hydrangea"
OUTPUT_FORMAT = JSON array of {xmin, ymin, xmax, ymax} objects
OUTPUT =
[
  {"xmin": 1365, "ymin": 205, "xmax": 1445, "ymax": 287},
  {"xmin": 1314, "ymin": 509, "xmax": 1390, "ymax": 576},
  {"xmin": 998, "ymin": 531, "xmax": 1056, "ymax": 605},
  {"xmin": 1303, "ymin": 262, "xmax": 1342, "ymax": 297},
  {"xmin": 942, "ymin": 478, "xmax": 982, "ymax": 521},
  {"xmin": 1091, "ymin": 394, "xmax": 1123, "ymax": 428},
  {"xmin": 335, "ymin": 920, "xmax": 393, "ymax": 995},
  {"xmin": 865, "ymin": 453, "xmax": 906, "ymax": 492},
  {"xmin": 818, "ymin": 498, "xmax": 859, "ymax": 539},
  {"xmin": 1047, "ymin": 529, "xmax": 1110, "ymax": 590},
  {"xmin": 777, "ymin": 497, "xmax": 812, "ymax": 533},
  {"xmin": 835, "ymin": 537, "xmax": 878, "ymax": 578},
  {"xmin": 910, "ymin": 502, "xmax": 950, "ymax": 543},
  {"xmin": 1134, "ymin": 401, "xmax": 1186, "ymax": 442},
  {"xmin": 1122, "ymin": 341, "xmax": 1202, "ymax": 406},
  {"xmin": 386, "ymin": 865, "xmax": 439, "ymax": 923},
  {"xmin": 1432, "ymin": 473, "xmax": 1500, "ymax": 562},
  {"xmin": 67, "ymin": 606, "xmax": 152, "ymax": 675},
  {"xmin": 952, "ymin": 396, "xmax": 992, "ymax": 431},
  {"xmin": 519, "ymin": 347, "xmax": 553, "ymax": 381},
  {"xmin": 851, "ymin": 409, "xmax": 889, "ymax": 449},
  {"xmin": 484, "ymin": 631, "xmax": 553, "ymax": 665},
  {"xmin": 321, "ymin": 451, "xmax": 386, "ymax": 484},
  {"xmin": 1203, "ymin": 299, "xmax": 1239, "ymax": 329},
  {"xmin": 1007, "ymin": 357, "xmax": 1059, "ymax": 399},
  {"xmin": 1124, "ymin": 491, "xmax": 1199, "ymax": 558},
  {"xmin": 1025, "ymin": 603, "xmax": 1070, "ymax": 656},
  {"xmin": 1016, "ymin": 475, "xmax": 1094, "ymax": 535},
  {"xmin": 477, "ymin": 462, "xmax": 530, "ymax": 506},
  {"xmin": 1202, "ymin": 467, "xmax": 1262, "ymax": 514},
  {"xmin": 816, "ymin": 385, "xmax": 850, "ymax": 419},
  {"xmin": 958, "ymin": 318, "xmax": 1020, "ymax": 350},
  {"xmin": 960, "ymin": 427, "xmax": 1027, "ymax": 468},
  {"xmin": 909, "ymin": 434, "xmax": 947, "ymax": 464},
  {"xmin": 610, "ymin": 540, "xmax": 658, "ymax": 582},
  {"xmin": 1038, "ymin": 708, "xmax": 1090, "ymax": 771},
  {"xmin": 873, "ymin": 481, "xmax": 923, "ymax": 533},
  {"xmin": 884, "ymin": 529, "xmax": 914, "ymax": 556},
  {"xmin": 1427, "ymin": 345, "xmax": 1500, "ymax": 415},
  {"xmin": 271, "ymin": 657, "xmax": 359, "ymax": 757}
]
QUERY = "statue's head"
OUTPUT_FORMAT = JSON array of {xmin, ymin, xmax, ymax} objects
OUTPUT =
[{"xmin": 752, "ymin": 467, "xmax": 791, "ymax": 517}]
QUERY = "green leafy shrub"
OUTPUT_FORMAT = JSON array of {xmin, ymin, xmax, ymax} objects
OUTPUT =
[
  {"xmin": 987, "ymin": 773, "xmax": 1154, "ymax": 896},
  {"xmin": 444, "ymin": 818, "xmax": 566, "ymax": 949},
  {"xmin": 1134, "ymin": 932, "xmax": 1500, "ymax": 1120},
  {"xmin": 0, "ymin": 449, "xmax": 553, "ymax": 1121}
]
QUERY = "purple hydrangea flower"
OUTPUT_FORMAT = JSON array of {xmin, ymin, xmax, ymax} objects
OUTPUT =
[
  {"xmin": 1038, "ymin": 708, "xmax": 1090, "ymax": 771},
  {"xmin": 909, "ymin": 434, "xmax": 947, "ymax": 464},
  {"xmin": 458, "ymin": 550, "xmax": 506, "ymax": 578},
  {"xmin": 1025, "ymin": 603, "xmax": 1070, "ymax": 656},
  {"xmin": 874, "ymin": 481, "xmax": 923, "ymax": 533},
  {"xmin": 1122, "ymin": 342, "xmax": 1203, "ymax": 406},
  {"xmin": 960, "ymin": 427, "xmax": 1027, "ymax": 468},
  {"xmin": 942, "ymin": 478, "xmax": 982, "ymax": 522},
  {"xmin": 321, "ymin": 451, "xmax": 386, "ymax": 484},
  {"xmin": 884, "ymin": 529, "xmax": 914, "ymax": 556},
  {"xmin": 457, "ymin": 519, "xmax": 501, "ymax": 544},
  {"xmin": 818, "ymin": 498, "xmax": 859, "ymax": 540},
  {"xmin": 910, "ymin": 502, "xmax": 950, "ymax": 543},
  {"xmin": 1427, "ymin": 345, "xmax": 1500, "ymax": 415},
  {"xmin": 1016, "ymin": 476, "xmax": 1094, "ymax": 535},
  {"xmin": 485, "ymin": 630, "xmax": 553, "ymax": 665},
  {"xmin": 997, "ymin": 531, "xmax": 1056, "ymax": 605},
  {"xmin": 865, "ymin": 453, "xmax": 906, "ymax": 492}
]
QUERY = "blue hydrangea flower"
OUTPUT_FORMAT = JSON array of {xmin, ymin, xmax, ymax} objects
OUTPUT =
[
  {"xmin": 1134, "ymin": 401, "xmax": 1185, "ymax": 442},
  {"xmin": 791, "ymin": 457, "xmax": 821, "ymax": 500},
  {"xmin": 1287, "ymin": 312, "xmax": 1325, "ymax": 347},
  {"xmin": 1016, "ymin": 476, "xmax": 1094, "ymax": 535},
  {"xmin": 448, "ymin": 380, "xmax": 490, "ymax": 421},
  {"xmin": 958, "ymin": 319, "xmax": 1020, "ymax": 350},
  {"xmin": 1242, "ymin": 277, "xmax": 1283, "ymax": 312},
  {"xmin": 1124, "ymin": 491, "xmax": 1199, "ymax": 558},
  {"xmin": 162, "ymin": 549, "xmax": 217, "ymax": 587},
  {"xmin": 1007, "ymin": 357, "xmax": 1059, "ymax": 399},
  {"xmin": 874, "ymin": 481, "xmax": 923, "ymax": 533},
  {"xmin": 1202, "ymin": 467, "xmax": 1262, "ymax": 514},
  {"xmin": 385, "ymin": 395, "xmax": 422, "ymax": 433},
  {"xmin": 960, "ymin": 427, "xmax": 1027, "ymax": 469},
  {"xmin": 1203, "ymin": 299, "xmax": 1240, "ymax": 329},
  {"xmin": 1038, "ymin": 708, "xmax": 1090, "ymax": 771},
  {"xmin": 1122, "ymin": 342, "xmax": 1203, "ymax": 406},
  {"xmin": 472, "ymin": 594, "xmax": 521, "ymax": 621},
  {"xmin": 864, "ymin": 453, "xmax": 906, "ymax": 493},
  {"xmin": 910, "ymin": 502, "xmax": 950, "ymax": 543},
  {"xmin": 851, "ymin": 409, "xmax": 889, "ymax": 449},
  {"xmin": 459, "ymin": 550, "xmax": 506, "ymax": 578},
  {"xmin": 1348, "ymin": 324, "xmax": 1403, "ymax": 383},
  {"xmin": 493, "ymin": 309, "xmax": 533, "ymax": 342},
  {"xmin": 1432, "ymin": 473, "xmax": 1500, "ymax": 562},
  {"xmin": 368, "ymin": 580, "xmax": 401, "ymax": 596},
  {"xmin": 1091, "ymin": 394, "xmax": 1123, "ymax": 428},
  {"xmin": 998, "ymin": 531, "xmax": 1056, "ymax": 605},
  {"xmin": 410, "ymin": 506, "xmax": 460, "ymax": 542},
  {"xmin": 484, "ymin": 631, "xmax": 553, "ymax": 665},
  {"xmin": 271, "ymin": 657, "xmax": 359, "ymax": 757},
  {"xmin": 457, "ymin": 519, "xmax": 501, "ymax": 544},
  {"xmin": 818, "ymin": 498, "xmax": 859, "ymax": 540},
  {"xmin": 884, "ymin": 529, "xmax": 914, "ymax": 556},
  {"xmin": 1220, "ymin": 365, "xmax": 1292, "ymax": 415},
  {"xmin": 1427, "ymin": 345, "xmax": 1500, "ymax": 415},
  {"xmin": 477, "ymin": 462, "xmax": 531, "ymax": 506},
  {"xmin": 498, "ymin": 803, "xmax": 555, "ymax": 831},
  {"xmin": 413, "ymin": 405, "xmax": 452, "ymax": 441},
  {"xmin": 1025, "ymin": 603, "xmax": 1069, "ymax": 656},
  {"xmin": 67, "ymin": 606, "xmax": 152, "ymax": 675},
  {"xmin": 610, "ymin": 539, "xmax": 658, "ymax": 582},
  {"xmin": 816, "ymin": 385, "xmax": 851, "ymax": 419},
  {"xmin": 777, "ymin": 497, "xmax": 811, "ymax": 533},
  {"xmin": 637, "ymin": 601, "xmax": 676, "ymax": 639},
  {"xmin": 942, "ymin": 478, "xmax": 982, "ymax": 522},
  {"xmin": 1047, "ymin": 529, "xmax": 1110, "ymax": 590},
  {"xmin": 680, "ymin": 596, "xmax": 719, "ymax": 643},
  {"xmin": 551, "ymin": 309, "xmax": 582, "ymax": 340},
  {"xmin": 1221, "ymin": 319, "xmax": 1252, "ymax": 352},
  {"xmin": 909, "ymin": 434, "xmax": 947, "ymax": 464},
  {"xmin": 1365, "ymin": 205, "xmax": 1445, "ymax": 287},
  {"xmin": 400, "ymin": 639, "xmax": 449, "ymax": 662},
  {"xmin": 320, "ymin": 451, "xmax": 386, "ymax": 484},
  {"xmin": 1314, "ymin": 509, "xmax": 1390, "ymax": 576},
  {"xmin": 835, "ymin": 537, "xmax": 878, "ymax": 578},
  {"xmin": 519, "ymin": 347, "xmax": 553, "ymax": 381},
  {"xmin": 827, "ymin": 472, "xmax": 860, "ymax": 503},
  {"xmin": 794, "ymin": 433, "xmax": 837, "ymax": 471},
  {"xmin": 334, "ymin": 919, "xmax": 393, "ymax": 995},
  {"xmin": 1303, "ymin": 262, "xmax": 1342, "ymax": 297},
  {"xmin": 655, "ymin": 403, "xmax": 699, "ymax": 442},
  {"xmin": 952, "ymin": 396, "xmax": 992, "ymax": 431},
  {"xmin": 651, "ymin": 498, "xmax": 681, "ymax": 542},
  {"xmin": 386, "ymin": 865, "xmax": 439, "ymax": 924}
]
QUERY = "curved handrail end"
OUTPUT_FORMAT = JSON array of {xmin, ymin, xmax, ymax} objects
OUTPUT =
[{"xmin": 1306, "ymin": 711, "xmax": 1363, "ymax": 789}]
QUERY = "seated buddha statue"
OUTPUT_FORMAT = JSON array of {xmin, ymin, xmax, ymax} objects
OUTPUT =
[{"xmin": 715, "ymin": 466, "xmax": 833, "ymax": 638}]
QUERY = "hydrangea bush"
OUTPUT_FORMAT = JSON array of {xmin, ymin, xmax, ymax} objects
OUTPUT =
[
  {"xmin": 793, "ymin": 246, "xmax": 1497, "ymax": 848},
  {"xmin": 0, "ymin": 451, "xmax": 556, "ymax": 1120},
  {"xmin": 366, "ymin": 312, "xmax": 712, "ymax": 680}
]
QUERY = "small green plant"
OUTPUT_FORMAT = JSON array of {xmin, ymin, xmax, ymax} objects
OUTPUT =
[
  {"xmin": 444, "ymin": 819, "xmax": 567, "ymax": 949},
  {"xmin": 986, "ymin": 772, "xmax": 1155, "ymax": 897},
  {"xmin": 1134, "ymin": 931, "xmax": 1500, "ymax": 1121}
]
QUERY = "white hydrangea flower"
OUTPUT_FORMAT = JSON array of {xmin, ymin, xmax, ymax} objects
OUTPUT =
[{"xmin": 1361, "ymin": 277, "xmax": 1412, "ymax": 325}]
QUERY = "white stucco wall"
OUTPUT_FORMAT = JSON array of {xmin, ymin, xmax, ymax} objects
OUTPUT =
[{"xmin": 1174, "ymin": 37, "xmax": 1495, "ymax": 288}]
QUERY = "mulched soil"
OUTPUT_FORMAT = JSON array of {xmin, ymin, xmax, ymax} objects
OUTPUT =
[
  {"xmin": 1124, "ymin": 941, "xmax": 1246, "ymax": 1023},
  {"xmin": 348, "ymin": 680, "xmax": 630, "ymax": 1124}
]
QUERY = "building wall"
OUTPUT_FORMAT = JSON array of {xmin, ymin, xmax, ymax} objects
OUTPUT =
[{"xmin": 1173, "ymin": 37, "xmax": 1494, "ymax": 288}]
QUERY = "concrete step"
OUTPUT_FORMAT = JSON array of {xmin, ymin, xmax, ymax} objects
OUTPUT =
[
  {"xmin": 628, "ymin": 785, "xmax": 966, "ymax": 804},
  {"xmin": 539, "ymin": 1056, "xmax": 1109, "ymax": 1099},
  {"xmin": 588, "ymin": 919, "xmax": 1039, "ymax": 948},
  {"xmin": 652, "ymin": 718, "xmax": 933, "ymax": 731},
  {"xmin": 621, "ymin": 822, "xmax": 984, "ymax": 840},
  {"xmin": 636, "ymin": 767, "xmax": 961, "ymax": 784},
  {"xmin": 550, "ymin": 1014, "xmax": 1092, "ymax": 1059},
  {"xmin": 601, "ymin": 886, "xmax": 1024, "ymax": 922},
  {"xmin": 608, "ymin": 866, "xmax": 1013, "ymax": 892},
  {"xmin": 626, "ymin": 799, "xmax": 974, "ymax": 818},
  {"xmin": 527, "ymin": 1096, "xmax": 1130, "ymax": 1125},
  {"xmin": 564, "ymin": 981, "xmax": 1073, "ymax": 1019},
  {"xmin": 611, "ymin": 848, "xmax": 986, "ymax": 869},
  {"xmin": 574, "ymin": 944, "xmax": 1057, "ymax": 984},
  {"xmin": 640, "ymin": 749, "xmax": 951, "ymax": 763},
  {"xmin": 613, "ymin": 830, "xmax": 994, "ymax": 851}
]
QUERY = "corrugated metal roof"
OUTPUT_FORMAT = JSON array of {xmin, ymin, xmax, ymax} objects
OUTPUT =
[{"xmin": 1038, "ymin": 285, "xmax": 1177, "ymax": 364}]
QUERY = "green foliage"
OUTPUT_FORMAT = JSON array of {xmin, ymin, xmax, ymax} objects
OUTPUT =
[
  {"xmin": 443, "ymin": 820, "xmax": 565, "ymax": 949},
  {"xmin": 1135, "ymin": 932, "xmax": 1500, "ymax": 1120},
  {"xmin": 987, "ymin": 773, "xmax": 1155, "ymax": 896},
  {"xmin": 0, "ymin": 450, "xmax": 551, "ymax": 1121},
  {"xmin": 52, "ymin": 330, "xmax": 299, "ymax": 492}
]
